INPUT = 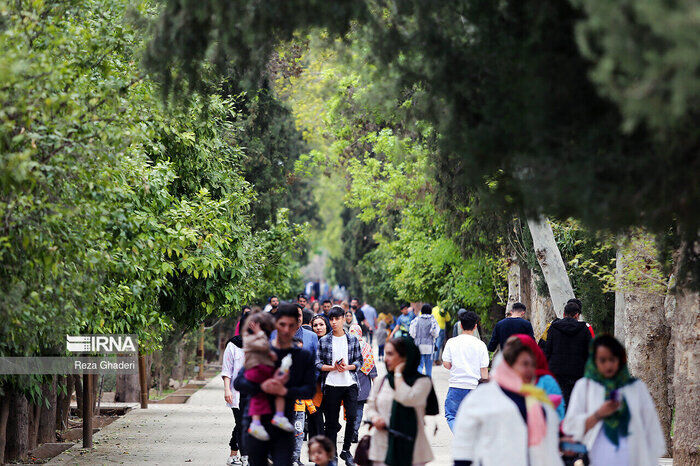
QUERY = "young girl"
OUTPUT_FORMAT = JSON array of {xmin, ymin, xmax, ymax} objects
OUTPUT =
[
  {"xmin": 243, "ymin": 312, "xmax": 294, "ymax": 440},
  {"xmin": 308, "ymin": 435, "xmax": 337, "ymax": 466},
  {"xmin": 375, "ymin": 320, "xmax": 388, "ymax": 360},
  {"xmin": 562, "ymin": 335, "xmax": 665, "ymax": 466}
]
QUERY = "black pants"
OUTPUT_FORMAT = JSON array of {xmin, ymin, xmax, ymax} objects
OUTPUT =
[
  {"xmin": 323, "ymin": 384, "xmax": 358, "ymax": 453},
  {"xmin": 308, "ymin": 408, "xmax": 324, "ymax": 439},
  {"xmin": 229, "ymin": 407, "xmax": 244, "ymax": 453},
  {"xmin": 245, "ymin": 423, "xmax": 294, "ymax": 466},
  {"xmin": 555, "ymin": 374, "xmax": 579, "ymax": 410}
]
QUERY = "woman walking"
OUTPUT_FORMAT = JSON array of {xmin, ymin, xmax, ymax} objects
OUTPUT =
[
  {"xmin": 348, "ymin": 324, "xmax": 377, "ymax": 443},
  {"xmin": 452, "ymin": 336, "xmax": 563, "ymax": 466},
  {"xmin": 365, "ymin": 337, "xmax": 437, "ymax": 466},
  {"xmin": 562, "ymin": 335, "xmax": 665, "ymax": 466},
  {"xmin": 512, "ymin": 334, "xmax": 566, "ymax": 419},
  {"xmin": 309, "ymin": 315, "xmax": 331, "ymax": 439},
  {"xmin": 222, "ymin": 313, "xmax": 249, "ymax": 465}
]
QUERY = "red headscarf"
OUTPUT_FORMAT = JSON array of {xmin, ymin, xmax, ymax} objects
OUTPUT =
[{"xmin": 513, "ymin": 334, "xmax": 553, "ymax": 378}]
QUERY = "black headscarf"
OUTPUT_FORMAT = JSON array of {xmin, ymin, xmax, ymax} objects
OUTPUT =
[{"xmin": 384, "ymin": 336, "xmax": 437, "ymax": 466}]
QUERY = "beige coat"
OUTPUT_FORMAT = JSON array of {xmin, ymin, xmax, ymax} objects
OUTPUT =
[
  {"xmin": 365, "ymin": 374, "xmax": 434, "ymax": 465},
  {"xmin": 243, "ymin": 331, "xmax": 274, "ymax": 369}
]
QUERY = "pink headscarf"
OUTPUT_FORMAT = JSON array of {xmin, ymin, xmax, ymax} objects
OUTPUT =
[
  {"xmin": 349, "ymin": 324, "xmax": 375, "ymax": 375},
  {"xmin": 491, "ymin": 352, "xmax": 552, "ymax": 447}
]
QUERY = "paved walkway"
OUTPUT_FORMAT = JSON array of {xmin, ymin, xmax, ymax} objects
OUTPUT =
[{"xmin": 50, "ymin": 347, "xmax": 672, "ymax": 465}]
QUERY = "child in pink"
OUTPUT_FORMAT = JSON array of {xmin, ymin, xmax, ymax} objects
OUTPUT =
[{"xmin": 243, "ymin": 312, "xmax": 294, "ymax": 441}]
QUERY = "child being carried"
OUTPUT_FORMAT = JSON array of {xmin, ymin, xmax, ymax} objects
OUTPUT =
[{"xmin": 243, "ymin": 312, "xmax": 294, "ymax": 441}]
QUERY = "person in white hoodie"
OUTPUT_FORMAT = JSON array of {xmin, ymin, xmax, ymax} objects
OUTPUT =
[
  {"xmin": 562, "ymin": 335, "xmax": 665, "ymax": 466},
  {"xmin": 452, "ymin": 336, "xmax": 563, "ymax": 466},
  {"xmin": 409, "ymin": 304, "xmax": 439, "ymax": 376}
]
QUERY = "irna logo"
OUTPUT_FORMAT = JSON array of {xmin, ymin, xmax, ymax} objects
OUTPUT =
[{"xmin": 66, "ymin": 335, "xmax": 137, "ymax": 354}]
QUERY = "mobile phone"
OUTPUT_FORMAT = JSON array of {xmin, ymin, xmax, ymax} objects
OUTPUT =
[
  {"xmin": 610, "ymin": 389, "xmax": 619, "ymax": 402},
  {"xmin": 560, "ymin": 442, "xmax": 587, "ymax": 454},
  {"xmin": 335, "ymin": 358, "xmax": 344, "ymax": 365}
]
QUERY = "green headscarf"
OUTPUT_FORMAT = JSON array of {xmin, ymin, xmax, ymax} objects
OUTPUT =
[
  {"xmin": 583, "ymin": 343, "xmax": 636, "ymax": 446},
  {"xmin": 384, "ymin": 336, "xmax": 437, "ymax": 466}
]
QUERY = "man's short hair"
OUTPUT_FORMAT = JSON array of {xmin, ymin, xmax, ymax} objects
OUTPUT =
[
  {"xmin": 275, "ymin": 303, "xmax": 301, "ymax": 320},
  {"xmin": 302, "ymin": 308, "xmax": 313, "ymax": 325},
  {"xmin": 567, "ymin": 298, "xmax": 582, "ymax": 309},
  {"xmin": 328, "ymin": 306, "xmax": 345, "ymax": 320},
  {"xmin": 564, "ymin": 301, "xmax": 581, "ymax": 317},
  {"xmin": 297, "ymin": 293, "xmax": 308, "ymax": 301},
  {"xmin": 269, "ymin": 295, "xmax": 278, "ymax": 302},
  {"xmin": 512, "ymin": 302, "xmax": 526, "ymax": 312},
  {"xmin": 421, "ymin": 303, "xmax": 432, "ymax": 314},
  {"xmin": 322, "ymin": 299, "xmax": 332, "ymax": 305},
  {"xmin": 399, "ymin": 302, "xmax": 410, "ymax": 310},
  {"xmin": 459, "ymin": 310, "xmax": 479, "ymax": 331}
]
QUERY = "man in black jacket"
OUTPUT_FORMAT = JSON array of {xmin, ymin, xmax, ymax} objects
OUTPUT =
[
  {"xmin": 544, "ymin": 301, "xmax": 592, "ymax": 407},
  {"xmin": 234, "ymin": 304, "xmax": 316, "ymax": 466}
]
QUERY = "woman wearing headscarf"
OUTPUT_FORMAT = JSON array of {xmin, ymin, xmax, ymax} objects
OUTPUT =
[
  {"xmin": 365, "ymin": 337, "xmax": 437, "ymax": 466},
  {"xmin": 513, "ymin": 334, "xmax": 566, "ymax": 419},
  {"xmin": 452, "ymin": 336, "xmax": 563, "ymax": 466},
  {"xmin": 562, "ymin": 335, "xmax": 665, "ymax": 466},
  {"xmin": 348, "ymin": 324, "xmax": 378, "ymax": 443}
]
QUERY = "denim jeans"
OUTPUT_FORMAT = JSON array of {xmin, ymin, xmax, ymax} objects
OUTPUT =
[
  {"xmin": 417, "ymin": 353, "xmax": 433, "ymax": 377},
  {"xmin": 433, "ymin": 329, "xmax": 445, "ymax": 361},
  {"xmin": 445, "ymin": 387, "xmax": 471, "ymax": 431},
  {"xmin": 292, "ymin": 410, "xmax": 305, "ymax": 463},
  {"xmin": 353, "ymin": 400, "xmax": 366, "ymax": 440}
]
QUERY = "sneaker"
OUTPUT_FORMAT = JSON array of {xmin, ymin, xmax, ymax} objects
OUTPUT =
[
  {"xmin": 226, "ymin": 455, "xmax": 243, "ymax": 466},
  {"xmin": 241, "ymin": 456, "xmax": 249, "ymax": 466},
  {"xmin": 340, "ymin": 450, "xmax": 355, "ymax": 466},
  {"xmin": 247, "ymin": 423, "xmax": 270, "ymax": 441},
  {"xmin": 271, "ymin": 414, "xmax": 294, "ymax": 432}
]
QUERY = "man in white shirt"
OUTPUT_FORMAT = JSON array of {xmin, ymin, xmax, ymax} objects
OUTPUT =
[
  {"xmin": 442, "ymin": 309, "xmax": 489, "ymax": 431},
  {"xmin": 315, "ymin": 306, "xmax": 363, "ymax": 465}
]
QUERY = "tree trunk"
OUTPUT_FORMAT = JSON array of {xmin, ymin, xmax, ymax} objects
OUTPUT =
[
  {"xmin": 614, "ymin": 246, "xmax": 627, "ymax": 344},
  {"xmin": 506, "ymin": 248, "xmax": 521, "ymax": 313},
  {"xmin": 115, "ymin": 373, "xmax": 140, "ymax": 403},
  {"xmin": 28, "ymin": 400, "xmax": 40, "ymax": 450},
  {"xmin": 5, "ymin": 388, "xmax": 29, "ymax": 462},
  {"xmin": 73, "ymin": 374, "xmax": 83, "ymax": 416},
  {"xmin": 38, "ymin": 378, "xmax": 57, "ymax": 444},
  {"xmin": 0, "ymin": 391, "xmax": 10, "ymax": 464},
  {"xmin": 526, "ymin": 267, "xmax": 556, "ymax": 339},
  {"xmin": 672, "ymin": 264, "xmax": 700, "ymax": 463},
  {"xmin": 527, "ymin": 217, "xmax": 575, "ymax": 318},
  {"xmin": 56, "ymin": 375, "xmax": 72, "ymax": 431}
]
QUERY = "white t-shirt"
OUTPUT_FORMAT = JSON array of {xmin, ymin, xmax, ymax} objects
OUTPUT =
[
  {"xmin": 442, "ymin": 333, "xmax": 489, "ymax": 389},
  {"xmin": 326, "ymin": 334, "xmax": 355, "ymax": 387},
  {"xmin": 220, "ymin": 342, "xmax": 244, "ymax": 408}
]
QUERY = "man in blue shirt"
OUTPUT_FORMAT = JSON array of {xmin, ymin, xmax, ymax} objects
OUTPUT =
[
  {"xmin": 487, "ymin": 302, "xmax": 534, "ymax": 351},
  {"xmin": 389, "ymin": 302, "xmax": 414, "ymax": 338}
]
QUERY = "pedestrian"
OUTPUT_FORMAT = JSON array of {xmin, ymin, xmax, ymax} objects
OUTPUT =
[
  {"xmin": 451, "ymin": 309, "xmax": 481, "ymax": 341},
  {"xmin": 375, "ymin": 320, "xmax": 388, "ymax": 361},
  {"xmin": 308, "ymin": 435, "xmax": 337, "ymax": 466},
  {"xmin": 409, "ymin": 304, "xmax": 439, "ymax": 376},
  {"xmin": 512, "ymin": 334, "xmax": 566, "ymax": 419},
  {"xmin": 431, "ymin": 305, "xmax": 447, "ymax": 364},
  {"xmin": 343, "ymin": 309, "xmax": 356, "ymax": 332},
  {"xmin": 235, "ymin": 305, "xmax": 253, "ymax": 336},
  {"xmin": 309, "ymin": 315, "xmax": 330, "ymax": 439},
  {"xmin": 241, "ymin": 312, "xmax": 295, "ymax": 440},
  {"xmin": 562, "ymin": 335, "xmax": 665, "ymax": 466},
  {"xmin": 312, "ymin": 301, "xmax": 322, "ymax": 315},
  {"xmin": 365, "ymin": 336, "xmax": 437, "ymax": 466},
  {"xmin": 441, "ymin": 310, "xmax": 489, "ymax": 431},
  {"xmin": 544, "ymin": 301, "xmax": 592, "ymax": 406},
  {"xmin": 265, "ymin": 296, "xmax": 280, "ymax": 314},
  {"xmin": 389, "ymin": 303, "xmax": 413, "ymax": 339},
  {"xmin": 350, "ymin": 298, "xmax": 366, "ymax": 334},
  {"xmin": 222, "ymin": 316, "xmax": 247, "ymax": 466},
  {"xmin": 360, "ymin": 301, "xmax": 377, "ymax": 344},
  {"xmin": 234, "ymin": 304, "xmax": 316, "ymax": 466},
  {"xmin": 487, "ymin": 302, "xmax": 535, "ymax": 352},
  {"xmin": 316, "ymin": 306, "xmax": 363, "ymax": 465},
  {"xmin": 348, "ymin": 324, "xmax": 377, "ymax": 444},
  {"xmin": 452, "ymin": 336, "xmax": 563, "ymax": 466},
  {"xmin": 322, "ymin": 299, "xmax": 333, "ymax": 317},
  {"xmin": 538, "ymin": 298, "xmax": 595, "ymax": 351}
]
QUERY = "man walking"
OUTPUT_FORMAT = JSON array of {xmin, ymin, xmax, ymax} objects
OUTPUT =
[
  {"xmin": 321, "ymin": 299, "xmax": 332, "ymax": 316},
  {"xmin": 316, "ymin": 306, "xmax": 363, "ymax": 465},
  {"xmin": 409, "ymin": 303, "xmax": 440, "ymax": 376},
  {"xmin": 389, "ymin": 302, "xmax": 413, "ymax": 338},
  {"xmin": 442, "ymin": 310, "xmax": 489, "ymax": 431},
  {"xmin": 360, "ymin": 301, "xmax": 377, "ymax": 344},
  {"xmin": 234, "ymin": 304, "xmax": 316, "ymax": 466},
  {"xmin": 486, "ymin": 302, "xmax": 534, "ymax": 351},
  {"xmin": 431, "ymin": 305, "xmax": 447, "ymax": 364},
  {"xmin": 544, "ymin": 301, "xmax": 592, "ymax": 406}
]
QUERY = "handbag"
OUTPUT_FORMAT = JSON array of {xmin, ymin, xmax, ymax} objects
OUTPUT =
[{"xmin": 354, "ymin": 377, "xmax": 387, "ymax": 465}]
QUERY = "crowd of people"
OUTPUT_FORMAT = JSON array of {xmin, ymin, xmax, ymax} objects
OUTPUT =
[{"xmin": 221, "ymin": 295, "xmax": 666, "ymax": 466}]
